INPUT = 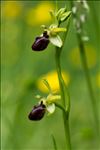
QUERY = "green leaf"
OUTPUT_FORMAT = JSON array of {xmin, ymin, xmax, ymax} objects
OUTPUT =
[{"xmin": 49, "ymin": 35, "xmax": 63, "ymax": 47}]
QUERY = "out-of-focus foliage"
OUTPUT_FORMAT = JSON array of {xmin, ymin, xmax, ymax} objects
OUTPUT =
[
  {"xmin": 69, "ymin": 45, "xmax": 97, "ymax": 69},
  {"xmin": 26, "ymin": 1, "xmax": 54, "ymax": 26},
  {"xmin": 1, "ymin": 1, "xmax": 100, "ymax": 150}
]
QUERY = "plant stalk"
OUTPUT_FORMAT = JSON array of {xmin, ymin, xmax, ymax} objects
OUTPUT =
[
  {"xmin": 77, "ymin": 33, "xmax": 100, "ymax": 135},
  {"xmin": 55, "ymin": 47, "xmax": 71, "ymax": 150},
  {"xmin": 70, "ymin": 0, "xmax": 99, "ymax": 137}
]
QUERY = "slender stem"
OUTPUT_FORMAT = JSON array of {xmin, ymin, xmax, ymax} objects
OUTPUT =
[
  {"xmin": 55, "ymin": 102, "xmax": 66, "ymax": 114},
  {"xmin": 55, "ymin": 48, "xmax": 66, "ymax": 107},
  {"xmin": 70, "ymin": 0, "xmax": 99, "ymax": 137},
  {"xmin": 77, "ymin": 33, "xmax": 100, "ymax": 135},
  {"xmin": 55, "ymin": 47, "xmax": 71, "ymax": 150}
]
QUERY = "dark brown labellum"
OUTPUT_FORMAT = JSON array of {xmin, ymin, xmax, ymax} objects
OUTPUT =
[
  {"xmin": 32, "ymin": 31, "xmax": 49, "ymax": 51},
  {"xmin": 28, "ymin": 101, "xmax": 46, "ymax": 121}
]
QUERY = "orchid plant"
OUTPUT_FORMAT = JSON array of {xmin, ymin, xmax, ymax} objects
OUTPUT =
[
  {"xmin": 31, "ymin": 7, "xmax": 71, "ymax": 51},
  {"xmin": 29, "ymin": 4, "xmax": 72, "ymax": 150},
  {"xmin": 28, "ymin": 1, "xmax": 99, "ymax": 149}
]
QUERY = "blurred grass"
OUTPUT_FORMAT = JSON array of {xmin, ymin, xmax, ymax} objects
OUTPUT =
[{"xmin": 1, "ymin": 1, "xmax": 100, "ymax": 150}]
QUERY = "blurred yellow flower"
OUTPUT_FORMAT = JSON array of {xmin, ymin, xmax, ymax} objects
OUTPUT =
[
  {"xmin": 69, "ymin": 45, "xmax": 97, "ymax": 69},
  {"xmin": 2, "ymin": 1, "xmax": 22, "ymax": 18},
  {"xmin": 26, "ymin": 2, "xmax": 54, "ymax": 26},
  {"xmin": 96, "ymin": 73, "xmax": 100, "ymax": 88},
  {"xmin": 37, "ymin": 70, "xmax": 70, "ymax": 93}
]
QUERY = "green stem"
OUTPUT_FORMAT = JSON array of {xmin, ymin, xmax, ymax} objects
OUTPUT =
[
  {"xmin": 55, "ymin": 47, "xmax": 71, "ymax": 150},
  {"xmin": 70, "ymin": 0, "xmax": 99, "ymax": 138},
  {"xmin": 77, "ymin": 33, "xmax": 100, "ymax": 135},
  {"xmin": 55, "ymin": 102, "xmax": 66, "ymax": 114}
]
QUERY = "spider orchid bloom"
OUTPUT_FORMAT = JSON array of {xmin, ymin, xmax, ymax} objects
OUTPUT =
[
  {"xmin": 28, "ymin": 79, "xmax": 61, "ymax": 121},
  {"xmin": 31, "ymin": 7, "xmax": 71, "ymax": 51},
  {"xmin": 28, "ymin": 93, "xmax": 61, "ymax": 121},
  {"xmin": 31, "ymin": 26, "xmax": 66, "ymax": 51}
]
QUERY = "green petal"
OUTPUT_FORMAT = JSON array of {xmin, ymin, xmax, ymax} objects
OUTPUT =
[{"xmin": 51, "ymin": 27, "xmax": 67, "ymax": 33}]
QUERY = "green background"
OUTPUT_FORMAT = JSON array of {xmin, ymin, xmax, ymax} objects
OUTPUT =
[{"xmin": 1, "ymin": 1, "xmax": 100, "ymax": 150}]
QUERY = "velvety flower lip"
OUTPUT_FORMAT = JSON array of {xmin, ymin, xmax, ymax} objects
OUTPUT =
[
  {"xmin": 28, "ymin": 101, "xmax": 46, "ymax": 121},
  {"xmin": 32, "ymin": 31, "xmax": 49, "ymax": 51}
]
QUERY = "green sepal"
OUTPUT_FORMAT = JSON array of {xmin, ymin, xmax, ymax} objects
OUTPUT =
[
  {"xmin": 49, "ymin": 35, "xmax": 63, "ymax": 47},
  {"xmin": 47, "ymin": 103, "xmax": 55, "ymax": 115}
]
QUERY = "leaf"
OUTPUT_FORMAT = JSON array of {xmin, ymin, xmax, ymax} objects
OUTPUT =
[
  {"xmin": 49, "ymin": 35, "xmax": 63, "ymax": 47},
  {"xmin": 47, "ymin": 103, "xmax": 55, "ymax": 114}
]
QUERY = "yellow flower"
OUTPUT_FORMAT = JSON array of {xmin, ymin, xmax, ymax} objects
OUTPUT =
[
  {"xmin": 37, "ymin": 70, "xmax": 70, "ymax": 93},
  {"xmin": 26, "ymin": 2, "xmax": 54, "ymax": 26},
  {"xmin": 96, "ymin": 73, "xmax": 100, "ymax": 88},
  {"xmin": 2, "ymin": 1, "xmax": 22, "ymax": 18},
  {"xmin": 69, "ymin": 45, "xmax": 97, "ymax": 69}
]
